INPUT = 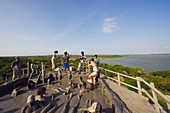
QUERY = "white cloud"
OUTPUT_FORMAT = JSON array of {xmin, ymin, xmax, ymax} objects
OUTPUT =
[{"xmin": 103, "ymin": 17, "xmax": 119, "ymax": 33}]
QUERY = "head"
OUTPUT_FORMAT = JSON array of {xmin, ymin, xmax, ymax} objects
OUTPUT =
[
  {"xmin": 64, "ymin": 51, "xmax": 67, "ymax": 56},
  {"xmin": 94, "ymin": 55, "xmax": 98, "ymax": 58},
  {"xmin": 37, "ymin": 87, "xmax": 46, "ymax": 96},
  {"xmin": 89, "ymin": 58, "xmax": 94, "ymax": 63},
  {"xmin": 54, "ymin": 50, "xmax": 58, "ymax": 54},
  {"xmin": 81, "ymin": 51, "xmax": 84, "ymax": 56},
  {"xmin": 53, "ymin": 50, "xmax": 58, "ymax": 56},
  {"xmin": 15, "ymin": 57, "xmax": 20, "ymax": 61}
]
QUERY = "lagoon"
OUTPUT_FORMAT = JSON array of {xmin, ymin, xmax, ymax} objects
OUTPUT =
[{"xmin": 100, "ymin": 54, "xmax": 170, "ymax": 73}]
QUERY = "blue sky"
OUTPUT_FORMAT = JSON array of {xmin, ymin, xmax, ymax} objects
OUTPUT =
[{"xmin": 0, "ymin": 0, "xmax": 170, "ymax": 56}]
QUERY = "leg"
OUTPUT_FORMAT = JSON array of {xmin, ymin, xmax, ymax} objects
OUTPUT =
[
  {"xmin": 88, "ymin": 72, "xmax": 97, "ymax": 84},
  {"xmin": 93, "ymin": 76, "xmax": 96, "ymax": 84},
  {"xmin": 52, "ymin": 64, "xmax": 55, "ymax": 71},
  {"xmin": 12, "ymin": 69, "xmax": 17, "ymax": 81},
  {"xmin": 78, "ymin": 63, "xmax": 81, "ymax": 74}
]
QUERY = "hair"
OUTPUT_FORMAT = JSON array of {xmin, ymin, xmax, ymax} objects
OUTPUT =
[
  {"xmin": 16, "ymin": 57, "xmax": 20, "ymax": 60},
  {"xmin": 64, "ymin": 52, "xmax": 67, "ymax": 56},
  {"xmin": 90, "ymin": 58, "xmax": 94, "ymax": 62},
  {"xmin": 37, "ymin": 87, "xmax": 46, "ymax": 95},
  {"xmin": 54, "ymin": 50, "xmax": 58, "ymax": 53}
]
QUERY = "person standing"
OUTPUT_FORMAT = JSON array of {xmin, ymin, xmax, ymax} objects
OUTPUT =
[
  {"xmin": 62, "ymin": 51, "xmax": 71, "ymax": 76},
  {"xmin": 94, "ymin": 55, "xmax": 100, "ymax": 68},
  {"xmin": 78, "ymin": 51, "xmax": 86, "ymax": 74},
  {"xmin": 51, "ymin": 50, "xmax": 59, "ymax": 71},
  {"xmin": 30, "ymin": 60, "xmax": 36, "ymax": 77},
  {"xmin": 11, "ymin": 57, "xmax": 22, "ymax": 81}
]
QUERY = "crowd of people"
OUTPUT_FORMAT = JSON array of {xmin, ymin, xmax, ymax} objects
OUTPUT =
[
  {"xmin": 10, "ymin": 50, "xmax": 102, "ymax": 113},
  {"xmin": 50, "ymin": 50, "xmax": 101, "ymax": 89},
  {"xmin": 11, "ymin": 50, "xmax": 100, "ymax": 86}
]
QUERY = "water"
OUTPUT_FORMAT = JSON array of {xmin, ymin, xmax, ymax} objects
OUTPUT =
[{"xmin": 100, "ymin": 55, "xmax": 170, "ymax": 73}]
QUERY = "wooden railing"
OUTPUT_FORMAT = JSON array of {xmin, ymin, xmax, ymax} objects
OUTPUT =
[
  {"xmin": 99, "ymin": 67, "xmax": 170, "ymax": 113},
  {"xmin": 0, "ymin": 61, "xmax": 44, "ymax": 85}
]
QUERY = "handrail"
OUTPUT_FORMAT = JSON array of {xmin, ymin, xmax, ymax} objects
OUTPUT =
[
  {"xmin": 107, "ymin": 76, "xmax": 138, "ymax": 90},
  {"xmin": 99, "ymin": 67, "xmax": 137, "ymax": 80},
  {"xmin": 140, "ymin": 77, "xmax": 170, "ymax": 104},
  {"xmin": 99, "ymin": 66, "xmax": 170, "ymax": 113}
]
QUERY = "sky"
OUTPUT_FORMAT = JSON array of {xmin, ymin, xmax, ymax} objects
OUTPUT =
[{"xmin": 0, "ymin": 0, "xmax": 170, "ymax": 56}]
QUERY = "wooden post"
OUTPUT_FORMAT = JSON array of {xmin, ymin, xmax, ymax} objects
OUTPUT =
[
  {"xmin": 166, "ymin": 95, "xmax": 170, "ymax": 113},
  {"xmin": 137, "ymin": 77, "xmax": 142, "ymax": 96},
  {"xmin": 105, "ymin": 69, "xmax": 107, "ymax": 76},
  {"xmin": 41, "ymin": 62, "xmax": 45, "ymax": 84},
  {"xmin": 117, "ymin": 73, "xmax": 121, "ymax": 86},
  {"xmin": 88, "ymin": 65, "xmax": 91, "ymax": 75},
  {"xmin": 27, "ymin": 62, "xmax": 30, "ymax": 77},
  {"xmin": 150, "ymin": 82, "xmax": 160, "ymax": 113}
]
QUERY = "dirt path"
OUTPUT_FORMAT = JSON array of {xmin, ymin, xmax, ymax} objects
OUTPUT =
[{"xmin": 104, "ymin": 78, "xmax": 157, "ymax": 113}]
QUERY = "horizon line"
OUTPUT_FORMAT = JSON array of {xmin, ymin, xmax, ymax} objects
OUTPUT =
[{"xmin": 0, "ymin": 53, "xmax": 170, "ymax": 57}]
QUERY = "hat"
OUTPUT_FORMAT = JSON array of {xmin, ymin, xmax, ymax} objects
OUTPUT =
[
  {"xmin": 87, "ymin": 102, "xmax": 102, "ymax": 112},
  {"xmin": 64, "ymin": 50, "xmax": 67, "ymax": 53},
  {"xmin": 27, "ymin": 95, "xmax": 35, "ymax": 103}
]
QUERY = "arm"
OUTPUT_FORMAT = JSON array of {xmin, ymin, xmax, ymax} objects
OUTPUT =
[
  {"xmin": 51, "ymin": 57, "xmax": 54, "ymax": 65},
  {"xmin": 83, "ymin": 56, "xmax": 86, "ymax": 60},
  {"xmin": 88, "ymin": 61, "xmax": 92, "ymax": 67}
]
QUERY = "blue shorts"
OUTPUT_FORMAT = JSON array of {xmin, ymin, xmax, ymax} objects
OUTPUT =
[{"xmin": 63, "ymin": 63, "xmax": 69, "ymax": 68}]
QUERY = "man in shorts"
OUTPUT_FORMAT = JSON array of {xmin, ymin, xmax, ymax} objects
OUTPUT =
[{"xmin": 77, "ymin": 51, "xmax": 86, "ymax": 74}]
